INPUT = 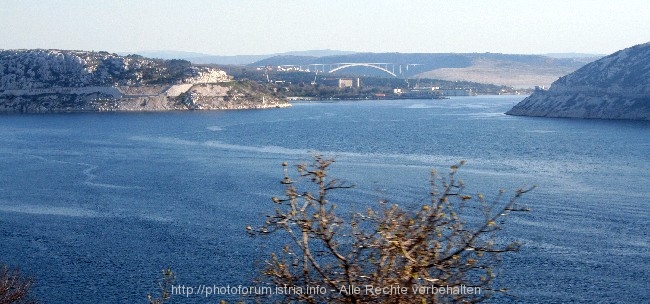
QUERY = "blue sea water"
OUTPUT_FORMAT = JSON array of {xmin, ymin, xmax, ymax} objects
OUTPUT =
[{"xmin": 0, "ymin": 96, "xmax": 648, "ymax": 303}]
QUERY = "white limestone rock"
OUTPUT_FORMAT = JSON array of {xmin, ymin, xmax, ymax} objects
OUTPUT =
[
  {"xmin": 0, "ymin": 49, "xmax": 288, "ymax": 112},
  {"xmin": 506, "ymin": 42, "xmax": 650, "ymax": 120}
]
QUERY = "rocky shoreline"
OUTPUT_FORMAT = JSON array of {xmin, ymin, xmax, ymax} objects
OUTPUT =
[
  {"xmin": 505, "ymin": 91, "xmax": 649, "ymax": 120},
  {"xmin": 0, "ymin": 83, "xmax": 289, "ymax": 113},
  {"xmin": 0, "ymin": 49, "xmax": 290, "ymax": 113},
  {"xmin": 506, "ymin": 42, "xmax": 650, "ymax": 120}
]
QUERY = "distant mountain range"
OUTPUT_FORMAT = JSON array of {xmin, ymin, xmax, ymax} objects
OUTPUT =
[
  {"xmin": 124, "ymin": 50, "xmax": 357, "ymax": 65},
  {"xmin": 250, "ymin": 52, "xmax": 599, "ymax": 88},
  {"xmin": 123, "ymin": 50, "xmax": 602, "ymax": 88},
  {"xmin": 543, "ymin": 53, "xmax": 605, "ymax": 59},
  {"xmin": 507, "ymin": 42, "xmax": 650, "ymax": 120}
]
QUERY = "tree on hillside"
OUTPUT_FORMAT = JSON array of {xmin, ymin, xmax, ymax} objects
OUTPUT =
[{"xmin": 248, "ymin": 156, "xmax": 532, "ymax": 303}]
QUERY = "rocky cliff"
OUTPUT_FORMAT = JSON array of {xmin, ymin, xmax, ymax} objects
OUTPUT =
[
  {"xmin": 506, "ymin": 42, "xmax": 650, "ymax": 120},
  {"xmin": 0, "ymin": 49, "xmax": 289, "ymax": 113}
]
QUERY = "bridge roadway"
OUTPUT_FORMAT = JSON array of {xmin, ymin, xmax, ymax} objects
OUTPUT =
[{"xmin": 274, "ymin": 63, "xmax": 423, "ymax": 78}]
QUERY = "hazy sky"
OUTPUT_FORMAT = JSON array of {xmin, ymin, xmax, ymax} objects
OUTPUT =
[{"xmin": 1, "ymin": 0, "xmax": 649, "ymax": 56}]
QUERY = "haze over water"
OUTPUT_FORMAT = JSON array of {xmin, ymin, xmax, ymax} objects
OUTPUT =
[{"xmin": 1, "ymin": 95, "xmax": 648, "ymax": 303}]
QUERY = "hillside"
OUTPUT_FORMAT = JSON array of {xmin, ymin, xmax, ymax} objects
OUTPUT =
[
  {"xmin": 0, "ymin": 49, "xmax": 288, "ymax": 113},
  {"xmin": 130, "ymin": 49, "xmax": 357, "ymax": 65},
  {"xmin": 506, "ymin": 42, "xmax": 650, "ymax": 120},
  {"xmin": 416, "ymin": 54, "xmax": 593, "ymax": 88},
  {"xmin": 251, "ymin": 52, "xmax": 594, "ymax": 88}
]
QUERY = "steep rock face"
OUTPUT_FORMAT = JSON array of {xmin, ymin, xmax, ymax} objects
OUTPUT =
[
  {"xmin": 179, "ymin": 83, "xmax": 289, "ymax": 110},
  {"xmin": 0, "ymin": 49, "xmax": 288, "ymax": 113},
  {"xmin": 506, "ymin": 42, "xmax": 650, "ymax": 120}
]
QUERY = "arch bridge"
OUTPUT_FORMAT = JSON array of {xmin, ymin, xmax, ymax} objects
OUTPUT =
[
  {"xmin": 281, "ymin": 63, "xmax": 424, "ymax": 78},
  {"xmin": 327, "ymin": 63, "xmax": 397, "ymax": 77}
]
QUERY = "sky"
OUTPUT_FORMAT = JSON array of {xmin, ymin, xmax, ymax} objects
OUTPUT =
[{"xmin": 1, "ymin": 0, "xmax": 649, "ymax": 56}]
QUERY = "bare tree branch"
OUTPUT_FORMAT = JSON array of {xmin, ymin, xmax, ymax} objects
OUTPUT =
[{"xmin": 249, "ymin": 156, "xmax": 532, "ymax": 303}]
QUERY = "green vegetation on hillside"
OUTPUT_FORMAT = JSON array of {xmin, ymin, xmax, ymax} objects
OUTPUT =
[
  {"xmin": 212, "ymin": 66, "xmax": 525, "ymax": 100},
  {"xmin": 0, "ymin": 50, "xmax": 200, "ymax": 89}
]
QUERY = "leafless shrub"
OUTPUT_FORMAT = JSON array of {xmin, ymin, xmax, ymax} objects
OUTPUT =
[
  {"xmin": 249, "ymin": 156, "xmax": 532, "ymax": 303},
  {"xmin": 0, "ymin": 264, "xmax": 35, "ymax": 304},
  {"xmin": 147, "ymin": 268, "xmax": 175, "ymax": 304}
]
